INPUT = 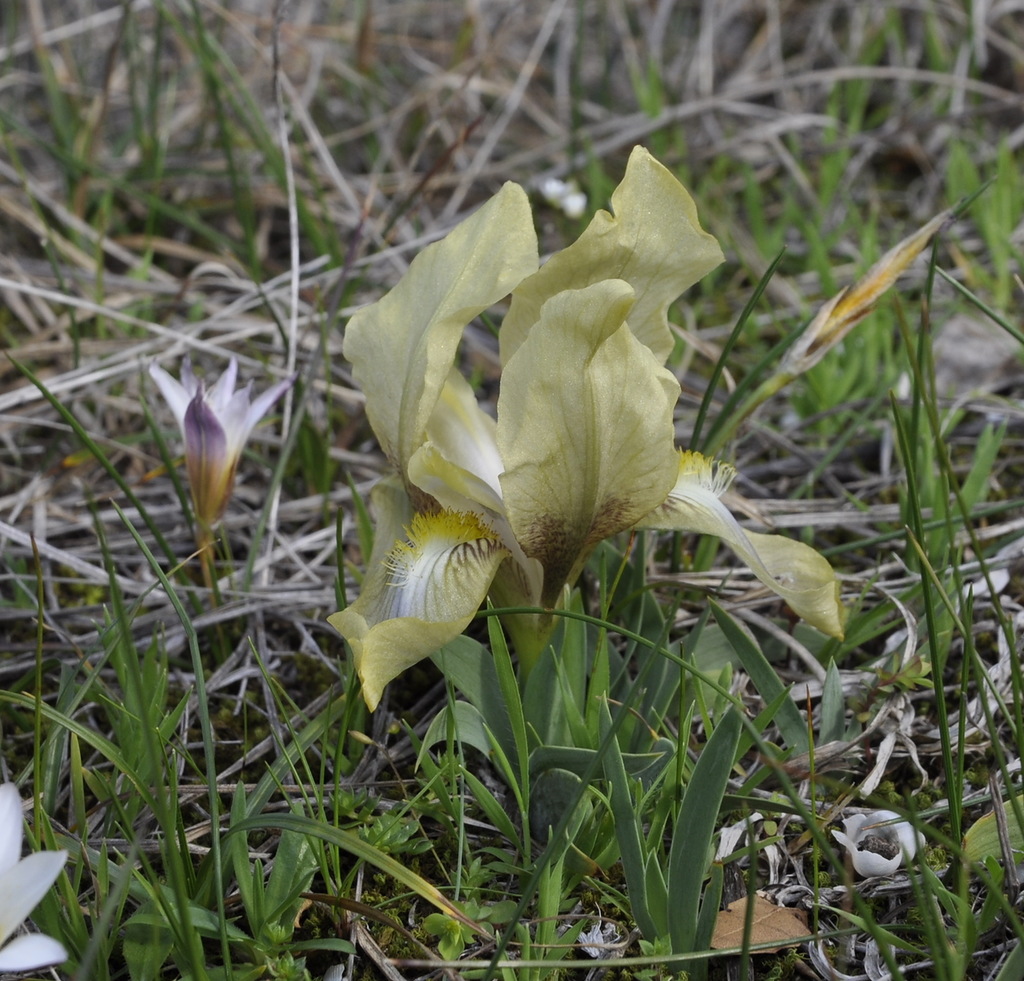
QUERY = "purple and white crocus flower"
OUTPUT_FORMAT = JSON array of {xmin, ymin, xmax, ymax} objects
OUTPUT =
[
  {"xmin": 0, "ymin": 783, "xmax": 68, "ymax": 972},
  {"xmin": 149, "ymin": 356, "xmax": 295, "ymax": 533}
]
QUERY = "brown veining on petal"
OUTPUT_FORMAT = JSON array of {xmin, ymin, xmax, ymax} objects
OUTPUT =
[{"xmin": 520, "ymin": 495, "xmax": 637, "ymax": 607}]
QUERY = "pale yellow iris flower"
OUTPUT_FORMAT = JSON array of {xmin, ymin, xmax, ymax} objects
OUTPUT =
[{"xmin": 330, "ymin": 147, "xmax": 845, "ymax": 710}]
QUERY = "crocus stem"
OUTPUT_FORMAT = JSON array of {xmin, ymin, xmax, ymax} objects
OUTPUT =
[{"xmin": 195, "ymin": 524, "xmax": 221, "ymax": 604}]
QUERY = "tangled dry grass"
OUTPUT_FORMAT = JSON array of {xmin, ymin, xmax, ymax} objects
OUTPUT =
[{"xmin": 2, "ymin": 1, "xmax": 1024, "ymax": 978}]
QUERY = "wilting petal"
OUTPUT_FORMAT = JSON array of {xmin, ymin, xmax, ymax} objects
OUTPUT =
[
  {"xmin": 343, "ymin": 184, "xmax": 538, "ymax": 475},
  {"xmin": 501, "ymin": 146, "xmax": 724, "ymax": 366},
  {"xmin": 498, "ymin": 280, "xmax": 681, "ymax": 606},
  {"xmin": 833, "ymin": 810, "xmax": 920, "ymax": 877},
  {"xmin": 781, "ymin": 210, "xmax": 952, "ymax": 376},
  {"xmin": 328, "ymin": 510, "xmax": 509, "ymax": 710},
  {"xmin": 638, "ymin": 452, "xmax": 845, "ymax": 638}
]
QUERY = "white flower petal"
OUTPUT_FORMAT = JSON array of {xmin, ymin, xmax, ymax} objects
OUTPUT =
[
  {"xmin": 0, "ymin": 786, "xmax": 21, "ymax": 877},
  {"xmin": 0, "ymin": 851, "xmax": 68, "ymax": 947},
  {"xmin": 148, "ymin": 363, "xmax": 192, "ymax": 426},
  {"xmin": 833, "ymin": 809, "xmax": 919, "ymax": 877},
  {"xmin": 207, "ymin": 356, "xmax": 239, "ymax": 410},
  {"xmin": 0, "ymin": 932, "xmax": 68, "ymax": 971}
]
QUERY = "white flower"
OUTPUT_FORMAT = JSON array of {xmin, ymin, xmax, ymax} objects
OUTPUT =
[
  {"xmin": 0, "ymin": 784, "xmax": 68, "ymax": 972},
  {"xmin": 579, "ymin": 920, "xmax": 620, "ymax": 959},
  {"xmin": 539, "ymin": 177, "xmax": 588, "ymax": 218},
  {"xmin": 149, "ymin": 356, "xmax": 295, "ymax": 531},
  {"xmin": 832, "ymin": 809, "xmax": 920, "ymax": 877}
]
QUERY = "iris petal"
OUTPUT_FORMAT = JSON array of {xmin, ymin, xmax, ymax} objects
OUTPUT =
[
  {"xmin": 501, "ymin": 146, "xmax": 723, "ymax": 366},
  {"xmin": 498, "ymin": 280, "xmax": 680, "ymax": 605},
  {"xmin": 329, "ymin": 511, "xmax": 509, "ymax": 710},
  {"xmin": 638, "ymin": 452, "xmax": 845, "ymax": 638},
  {"xmin": 343, "ymin": 183, "xmax": 538, "ymax": 475}
]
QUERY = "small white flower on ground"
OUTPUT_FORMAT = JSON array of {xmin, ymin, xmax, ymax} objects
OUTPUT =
[
  {"xmin": 0, "ymin": 783, "xmax": 68, "ymax": 972},
  {"xmin": 579, "ymin": 920, "xmax": 620, "ymax": 959},
  {"xmin": 539, "ymin": 177, "xmax": 587, "ymax": 218},
  {"xmin": 832, "ymin": 809, "xmax": 920, "ymax": 877}
]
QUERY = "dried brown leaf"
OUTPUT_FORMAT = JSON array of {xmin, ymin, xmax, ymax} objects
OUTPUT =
[{"xmin": 711, "ymin": 894, "xmax": 810, "ymax": 954}]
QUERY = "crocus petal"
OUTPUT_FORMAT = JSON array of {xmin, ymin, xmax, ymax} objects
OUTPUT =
[
  {"xmin": 0, "ymin": 850, "xmax": 68, "ymax": 949},
  {"xmin": 183, "ymin": 397, "xmax": 233, "ymax": 528},
  {"xmin": 501, "ymin": 146, "xmax": 724, "ymax": 366},
  {"xmin": 148, "ymin": 363, "xmax": 192, "ymax": 426},
  {"xmin": 179, "ymin": 355, "xmax": 201, "ymax": 397},
  {"xmin": 207, "ymin": 357, "xmax": 239, "ymax": 410},
  {"xmin": 0, "ymin": 785, "xmax": 20, "ymax": 877},
  {"xmin": 343, "ymin": 183, "xmax": 538, "ymax": 475},
  {"xmin": 638, "ymin": 452, "xmax": 845, "ymax": 638},
  {"xmin": 833, "ymin": 810, "xmax": 919, "ymax": 877},
  {"xmin": 247, "ymin": 375, "xmax": 297, "ymax": 436},
  {"xmin": 498, "ymin": 280, "xmax": 681, "ymax": 606},
  {"xmin": 150, "ymin": 357, "xmax": 295, "ymax": 532},
  {"xmin": 0, "ymin": 933, "xmax": 68, "ymax": 971},
  {"xmin": 328, "ymin": 511, "xmax": 509, "ymax": 710}
]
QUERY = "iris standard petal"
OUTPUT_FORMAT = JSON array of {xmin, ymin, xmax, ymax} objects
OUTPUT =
[
  {"xmin": 408, "ymin": 371, "xmax": 506, "ymax": 518},
  {"xmin": 329, "ymin": 511, "xmax": 509, "ymax": 710},
  {"xmin": 501, "ymin": 146, "xmax": 724, "ymax": 366},
  {"xmin": 638, "ymin": 452, "xmax": 845, "ymax": 638},
  {"xmin": 343, "ymin": 183, "xmax": 538, "ymax": 475},
  {"xmin": 498, "ymin": 280, "xmax": 681, "ymax": 606}
]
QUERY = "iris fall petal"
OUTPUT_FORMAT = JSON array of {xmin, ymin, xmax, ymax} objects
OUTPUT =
[
  {"xmin": 638, "ymin": 452, "xmax": 845, "ymax": 638},
  {"xmin": 328, "ymin": 511, "xmax": 509, "ymax": 710}
]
